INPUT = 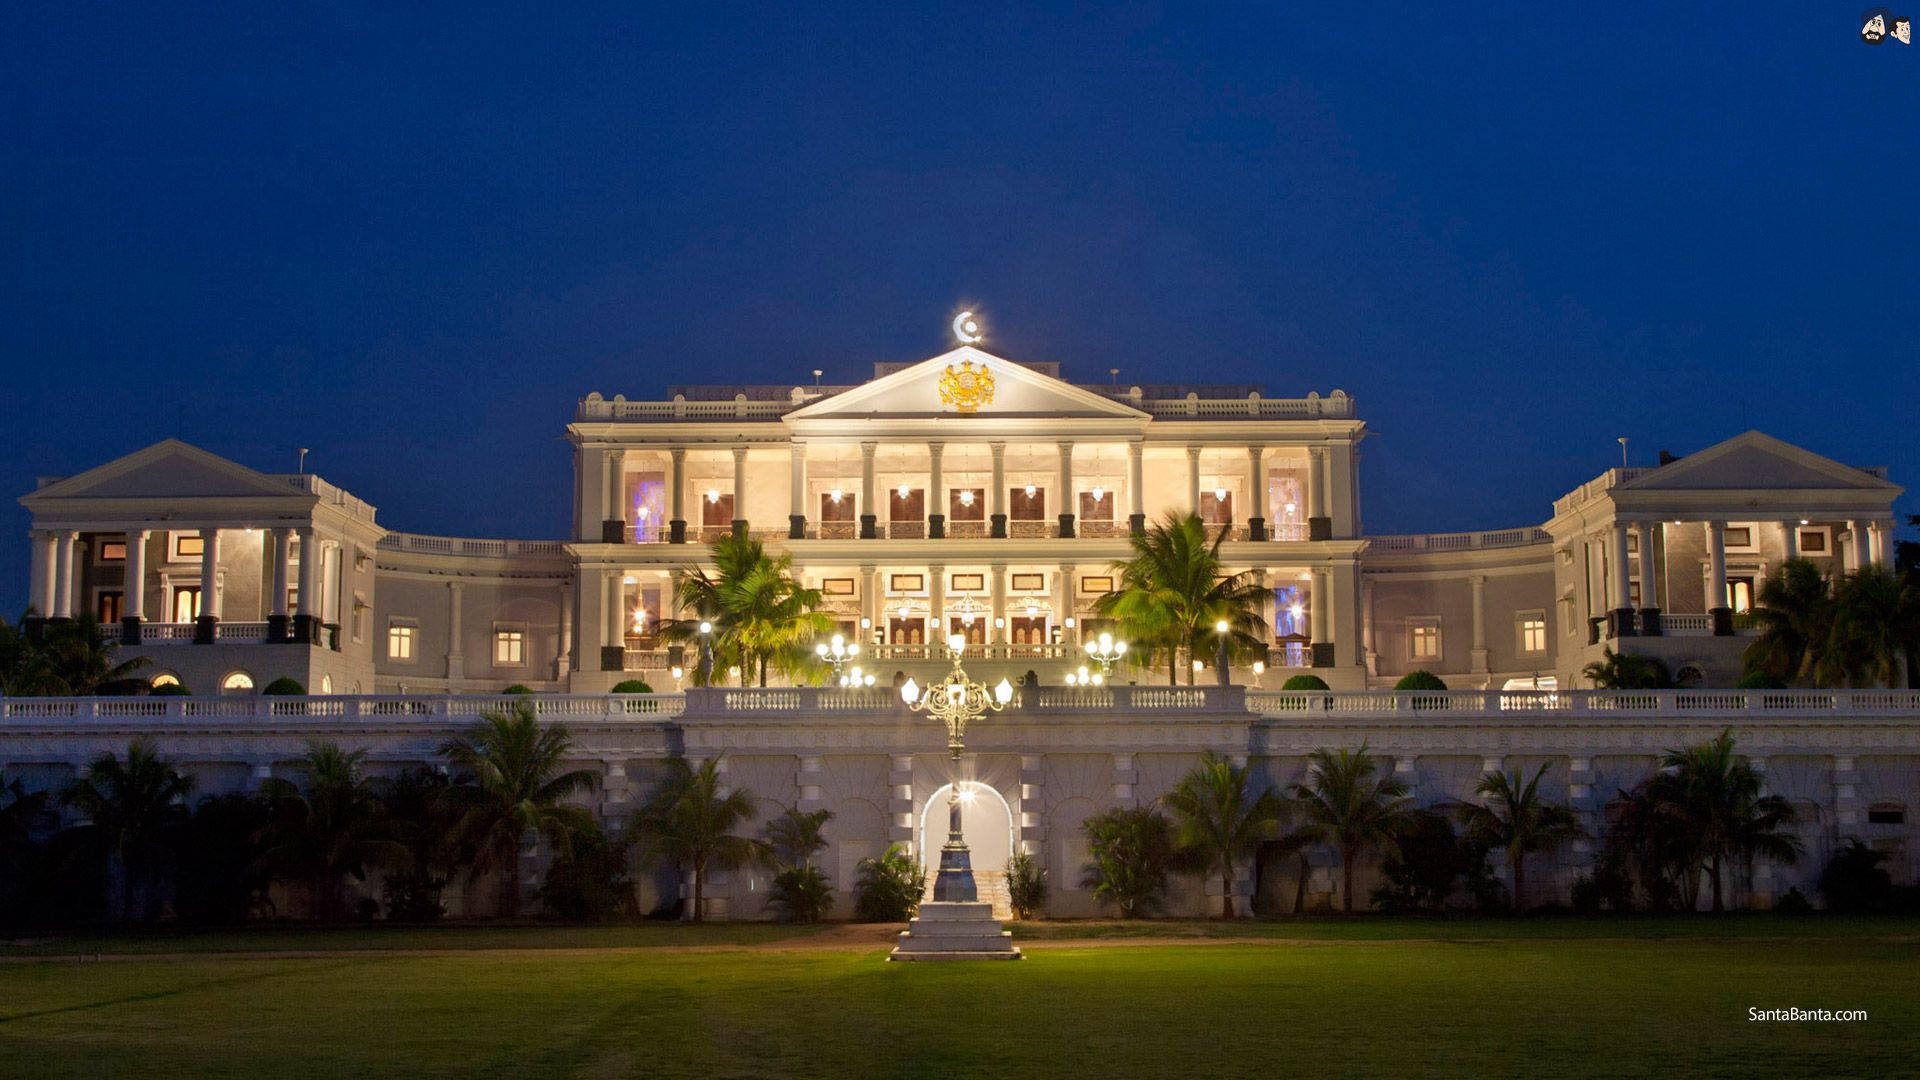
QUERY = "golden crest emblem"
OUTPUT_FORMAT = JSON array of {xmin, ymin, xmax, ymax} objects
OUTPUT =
[{"xmin": 938, "ymin": 360, "xmax": 995, "ymax": 413}]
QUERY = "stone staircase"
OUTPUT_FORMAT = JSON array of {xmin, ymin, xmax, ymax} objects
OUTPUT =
[{"xmin": 923, "ymin": 868, "xmax": 1013, "ymax": 921}]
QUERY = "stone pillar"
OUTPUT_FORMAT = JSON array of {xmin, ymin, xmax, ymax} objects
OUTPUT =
[
  {"xmin": 1608, "ymin": 522, "xmax": 1636, "ymax": 638},
  {"xmin": 1310, "ymin": 567, "xmax": 1333, "ymax": 667},
  {"xmin": 1780, "ymin": 520, "xmax": 1799, "ymax": 562},
  {"xmin": 862, "ymin": 565, "xmax": 880, "ymax": 642},
  {"xmin": 600, "ymin": 449, "xmax": 627, "ymax": 543},
  {"xmin": 729, "ymin": 446, "xmax": 749, "ymax": 538},
  {"xmin": 1056, "ymin": 442, "xmax": 1076, "ymax": 538},
  {"xmin": 990, "ymin": 564, "xmax": 1007, "ymax": 645},
  {"xmin": 1246, "ymin": 445, "xmax": 1267, "ymax": 540},
  {"xmin": 1470, "ymin": 574, "xmax": 1489, "ymax": 674},
  {"xmin": 1057, "ymin": 564, "xmax": 1076, "ymax": 645},
  {"xmin": 1705, "ymin": 521, "xmax": 1731, "ymax": 635},
  {"xmin": 52, "ymin": 529, "xmax": 76, "ymax": 618},
  {"xmin": 668, "ymin": 447, "xmax": 688, "ymax": 544},
  {"xmin": 556, "ymin": 582, "xmax": 573, "ymax": 678},
  {"xmin": 1638, "ymin": 522, "xmax": 1663, "ymax": 635},
  {"xmin": 295, "ymin": 527, "xmax": 319, "ymax": 643},
  {"xmin": 32, "ymin": 531, "xmax": 58, "ymax": 618},
  {"xmin": 1845, "ymin": 519, "xmax": 1867, "ymax": 571},
  {"xmin": 1833, "ymin": 755, "xmax": 1860, "ymax": 828},
  {"xmin": 929, "ymin": 564, "xmax": 946, "ymax": 642},
  {"xmin": 788, "ymin": 443, "xmax": 808, "ymax": 539},
  {"xmin": 122, "ymin": 530, "xmax": 150, "ymax": 644},
  {"xmin": 194, "ymin": 529, "xmax": 221, "ymax": 643},
  {"xmin": 602, "ymin": 574, "xmax": 626, "ymax": 671},
  {"xmin": 1361, "ymin": 577, "xmax": 1377, "ymax": 675},
  {"xmin": 266, "ymin": 528, "xmax": 291, "ymax": 642},
  {"xmin": 860, "ymin": 441, "xmax": 879, "ymax": 539},
  {"xmin": 1307, "ymin": 446, "xmax": 1331, "ymax": 540},
  {"xmin": 447, "ymin": 581, "xmax": 465, "ymax": 681},
  {"xmin": 1186, "ymin": 445, "xmax": 1202, "ymax": 516},
  {"xmin": 926, "ymin": 441, "xmax": 946, "ymax": 539},
  {"xmin": 1127, "ymin": 442, "xmax": 1146, "ymax": 535},
  {"xmin": 989, "ymin": 441, "xmax": 1008, "ymax": 539}
]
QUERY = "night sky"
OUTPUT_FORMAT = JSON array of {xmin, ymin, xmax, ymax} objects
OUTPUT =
[{"xmin": 3, "ymin": 4, "xmax": 1916, "ymax": 616}]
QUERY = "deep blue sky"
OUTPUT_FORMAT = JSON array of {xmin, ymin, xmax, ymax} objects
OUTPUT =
[{"xmin": 4, "ymin": 4, "xmax": 1916, "ymax": 615}]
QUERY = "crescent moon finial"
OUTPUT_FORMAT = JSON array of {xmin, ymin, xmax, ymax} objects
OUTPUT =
[{"xmin": 951, "ymin": 310, "xmax": 983, "ymax": 344}]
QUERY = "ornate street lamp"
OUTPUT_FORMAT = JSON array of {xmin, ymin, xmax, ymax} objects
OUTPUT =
[
  {"xmin": 814, "ymin": 633, "xmax": 861, "ymax": 685},
  {"xmin": 1213, "ymin": 618, "xmax": 1231, "ymax": 688},
  {"xmin": 1084, "ymin": 631, "xmax": 1127, "ymax": 678},
  {"xmin": 899, "ymin": 634, "xmax": 1014, "ymax": 902}
]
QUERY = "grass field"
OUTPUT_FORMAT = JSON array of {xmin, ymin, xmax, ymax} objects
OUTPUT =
[{"xmin": 2, "ymin": 919, "xmax": 1915, "ymax": 1078}]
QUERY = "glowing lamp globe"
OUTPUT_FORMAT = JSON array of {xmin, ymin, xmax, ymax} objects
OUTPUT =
[
  {"xmin": 900, "ymin": 677, "xmax": 919, "ymax": 704},
  {"xmin": 994, "ymin": 678, "xmax": 1014, "ymax": 704}
]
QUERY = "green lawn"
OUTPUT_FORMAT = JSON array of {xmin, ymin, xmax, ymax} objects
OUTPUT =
[{"xmin": 2, "ymin": 921, "xmax": 1915, "ymax": 1078}]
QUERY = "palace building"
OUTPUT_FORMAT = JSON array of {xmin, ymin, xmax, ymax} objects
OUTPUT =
[{"xmin": 8, "ymin": 342, "xmax": 1916, "ymax": 916}]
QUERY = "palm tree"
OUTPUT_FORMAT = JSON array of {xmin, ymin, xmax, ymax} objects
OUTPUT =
[
  {"xmin": 1821, "ymin": 566, "xmax": 1920, "ymax": 688},
  {"xmin": 624, "ymin": 756, "xmax": 767, "ymax": 921},
  {"xmin": 665, "ymin": 535, "xmax": 834, "ymax": 686},
  {"xmin": 1095, "ymin": 513, "xmax": 1269, "ymax": 685},
  {"xmin": 61, "ymin": 739, "xmax": 194, "ymax": 922},
  {"xmin": 1079, "ymin": 806, "xmax": 1177, "ymax": 917},
  {"xmin": 439, "ymin": 702, "xmax": 598, "ymax": 917},
  {"xmin": 1581, "ymin": 648, "xmax": 1674, "ymax": 690},
  {"xmin": 260, "ymin": 742, "xmax": 406, "ymax": 921},
  {"xmin": 1454, "ymin": 764, "xmax": 1585, "ymax": 911},
  {"xmin": 1656, "ymin": 728, "xmax": 1801, "ymax": 911},
  {"xmin": 763, "ymin": 806, "xmax": 832, "ymax": 869},
  {"xmin": 1162, "ymin": 753, "xmax": 1286, "ymax": 918},
  {"xmin": 3, "ymin": 614, "xmax": 148, "ymax": 696},
  {"xmin": 1290, "ymin": 743, "xmax": 1410, "ymax": 912},
  {"xmin": 1743, "ymin": 559, "xmax": 1835, "ymax": 686}
]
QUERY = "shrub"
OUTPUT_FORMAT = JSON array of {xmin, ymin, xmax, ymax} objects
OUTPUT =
[
  {"xmin": 1820, "ymin": 839, "xmax": 1894, "ymax": 913},
  {"xmin": 1394, "ymin": 670, "xmax": 1447, "ymax": 691},
  {"xmin": 852, "ymin": 844, "xmax": 925, "ymax": 922},
  {"xmin": 502, "ymin": 684, "xmax": 534, "ymax": 695},
  {"xmin": 610, "ymin": 679, "xmax": 654, "ymax": 694},
  {"xmin": 1006, "ymin": 851, "xmax": 1048, "ymax": 919},
  {"xmin": 1280, "ymin": 674, "xmax": 1329, "ymax": 691},
  {"xmin": 535, "ymin": 823, "xmax": 636, "ymax": 923},
  {"xmin": 150, "ymin": 683, "xmax": 192, "ymax": 697},
  {"xmin": 1771, "ymin": 887, "xmax": 1814, "ymax": 915},
  {"xmin": 261, "ymin": 677, "xmax": 305, "ymax": 695},
  {"xmin": 1372, "ymin": 810, "xmax": 1464, "ymax": 913},
  {"xmin": 767, "ymin": 866, "xmax": 834, "ymax": 923},
  {"xmin": 1080, "ymin": 807, "xmax": 1175, "ymax": 917},
  {"xmin": 1736, "ymin": 671, "xmax": 1786, "ymax": 690}
]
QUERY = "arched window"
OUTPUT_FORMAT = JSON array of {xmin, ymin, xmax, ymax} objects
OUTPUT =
[
  {"xmin": 1674, "ymin": 663, "xmax": 1706, "ymax": 688},
  {"xmin": 221, "ymin": 671, "xmax": 255, "ymax": 694},
  {"xmin": 150, "ymin": 673, "xmax": 181, "ymax": 688},
  {"xmin": 319, "ymin": 674, "xmax": 333, "ymax": 694}
]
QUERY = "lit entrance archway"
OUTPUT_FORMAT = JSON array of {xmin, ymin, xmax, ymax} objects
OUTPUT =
[{"xmin": 917, "ymin": 782, "xmax": 1014, "ymax": 879}]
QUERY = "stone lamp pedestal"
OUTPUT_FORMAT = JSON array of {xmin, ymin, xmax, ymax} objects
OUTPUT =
[{"xmin": 888, "ymin": 902, "xmax": 1020, "ymax": 961}]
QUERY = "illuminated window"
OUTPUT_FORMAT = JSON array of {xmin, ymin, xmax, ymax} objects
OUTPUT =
[
  {"xmin": 97, "ymin": 539, "xmax": 127, "ymax": 562},
  {"xmin": 221, "ymin": 671, "xmax": 254, "ymax": 694},
  {"xmin": 150, "ymin": 673, "xmax": 181, "ymax": 689},
  {"xmin": 1518, "ymin": 614, "xmax": 1547, "ymax": 654},
  {"xmin": 1409, "ymin": 619, "xmax": 1441, "ymax": 661},
  {"xmin": 1725, "ymin": 577, "xmax": 1755, "ymax": 614},
  {"xmin": 96, "ymin": 591, "xmax": 123, "ymax": 623},
  {"xmin": 172, "ymin": 532, "xmax": 205, "ymax": 561},
  {"xmin": 172, "ymin": 586, "xmax": 202, "ymax": 623},
  {"xmin": 494, "ymin": 629, "xmax": 525, "ymax": 666},
  {"xmin": 388, "ymin": 624, "xmax": 416, "ymax": 661}
]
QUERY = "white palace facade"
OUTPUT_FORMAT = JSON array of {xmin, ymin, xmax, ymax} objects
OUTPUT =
[{"xmin": 7, "ymin": 344, "xmax": 1917, "ymax": 916}]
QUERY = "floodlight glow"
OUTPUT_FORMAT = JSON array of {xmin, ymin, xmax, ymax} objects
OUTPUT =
[{"xmin": 706, "ymin": 489, "xmax": 720, "ymax": 504}]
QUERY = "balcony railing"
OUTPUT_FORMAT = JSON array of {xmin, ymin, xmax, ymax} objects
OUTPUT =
[
  {"xmin": 1246, "ymin": 688, "xmax": 1920, "ymax": 718},
  {"xmin": 1368, "ymin": 528, "xmax": 1553, "ymax": 553},
  {"xmin": 379, "ymin": 533, "xmax": 568, "ymax": 557}
]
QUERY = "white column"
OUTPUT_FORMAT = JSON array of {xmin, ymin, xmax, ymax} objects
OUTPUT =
[
  {"xmin": 928, "ymin": 442, "xmax": 945, "ymax": 519},
  {"xmin": 268, "ymin": 528, "xmax": 290, "ymax": 617},
  {"xmin": 1780, "ymin": 520, "xmax": 1798, "ymax": 562},
  {"xmin": 199, "ymin": 529, "xmax": 222, "ymax": 619},
  {"xmin": 123, "ymin": 530, "xmax": 149, "ymax": 621},
  {"xmin": 447, "ymin": 581, "xmax": 464, "ymax": 680},
  {"xmin": 1610, "ymin": 523, "xmax": 1632, "ymax": 613},
  {"xmin": 860, "ymin": 441, "xmax": 878, "ymax": 538},
  {"xmin": 1847, "ymin": 519, "xmax": 1868, "ymax": 571},
  {"xmin": 1361, "ymin": 578, "xmax": 1376, "ymax": 668},
  {"xmin": 1704, "ymin": 522, "xmax": 1727, "ymax": 612},
  {"xmin": 604, "ymin": 449, "xmax": 626, "ymax": 527},
  {"xmin": 862, "ymin": 565, "xmax": 880, "ymax": 638},
  {"xmin": 788, "ymin": 443, "xmax": 808, "ymax": 538},
  {"xmin": 296, "ymin": 528, "xmax": 317, "ymax": 628},
  {"xmin": 1186, "ymin": 445, "xmax": 1202, "ymax": 515},
  {"xmin": 1470, "ymin": 574, "xmax": 1488, "ymax": 673},
  {"xmin": 52, "ymin": 529, "xmax": 76, "ymax": 618},
  {"xmin": 990, "ymin": 564, "xmax": 1007, "ymax": 645},
  {"xmin": 1127, "ymin": 442, "xmax": 1145, "ymax": 528},
  {"xmin": 1057, "ymin": 441, "xmax": 1075, "ymax": 535},
  {"xmin": 34, "ymin": 532, "xmax": 58, "ymax": 616},
  {"xmin": 668, "ymin": 443, "xmax": 691, "ymax": 534},
  {"xmin": 1306, "ymin": 446, "xmax": 1328, "ymax": 521},
  {"xmin": 1309, "ymin": 568, "xmax": 1329, "ymax": 642},
  {"xmin": 1639, "ymin": 522, "xmax": 1662, "ymax": 611},
  {"xmin": 1057, "ymin": 563, "xmax": 1076, "ymax": 642},
  {"xmin": 929, "ymin": 564, "xmax": 945, "ymax": 641},
  {"xmin": 1875, "ymin": 521, "xmax": 1894, "ymax": 568},
  {"xmin": 989, "ymin": 441, "xmax": 1007, "ymax": 536},
  {"xmin": 1247, "ymin": 446, "xmax": 1265, "ymax": 531},
  {"xmin": 731, "ymin": 446, "xmax": 749, "ymax": 529}
]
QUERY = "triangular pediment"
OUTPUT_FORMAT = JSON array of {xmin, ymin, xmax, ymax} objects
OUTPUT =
[
  {"xmin": 785, "ymin": 347, "xmax": 1149, "ymax": 421},
  {"xmin": 1624, "ymin": 431, "xmax": 1900, "ymax": 493},
  {"xmin": 22, "ymin": 439, "xmax": 307, "ymax": 503}
]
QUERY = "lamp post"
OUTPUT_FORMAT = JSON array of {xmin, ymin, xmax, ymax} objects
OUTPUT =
[
  {"xmin": 900, "ymin": 634, "xmax": 1014, "ymax": 902},
  {"xmin": 696, "ymin": 620, "xmax": 713, "ymax": 686},
  {"xmin": 1084, "ymin": 631, "xmax": 1126, "ymax": 678},
  {"xmin": 815, "ymin": 633, "xmax": 862, "ymax": 685},
  {"xmin": 1213, "ymin": 619, "xmax": 1231, "ymax": 688}
]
